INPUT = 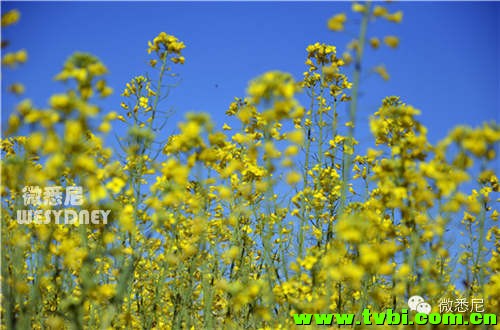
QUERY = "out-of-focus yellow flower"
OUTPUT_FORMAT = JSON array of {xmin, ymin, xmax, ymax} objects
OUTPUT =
[
  {"xmin": 171, "ymin": 56, "xmax": 185, "ymax": 64},
  {"xmin": 328, "ymin": 13, "xmax": 347, "ymax": 32},
  {"xmin": 342, "ymin": 52, "xmax": 353, "ymax": 66},
  {"xmin": 26, "ymin": 132, "xmax": 44, "ymax": 153},
  {"xmin": 284, "ymin": 145, "xmax": 299, "ymax": 157},
  {"xmin": 287, "ymin": 129, "xmax": 304, "ymax": 145},
  {"xmin": 264, "ymin": 141, "xmax": 281, "ymax": 159},
  {"xmin": 44, "ymin": 133, "xmax": 60, "ymax": 154},
  {"xmin": 8, "ymin": 83, "xmax": 25, "ymax": 95},
  {"xmin": 88, "ymin": 62, "xmax": 108, "ymax": 76},
  {"xmin": 15, "ymin": 49, "xmax": 27, "ymax": 63},
  {"xmin": 106, "ymin": 177, "xmax": 126, "ymax": 194},
  {"xmin": 45, "ymin": 316, "xmax": 66, "ymax": 329},
  {"xmin": 222, "ymin": 246, "xmax": 240, "ymax": 264},
  {"xmin": 352, "ymin": 3, "xmax": 367, "ymax": 13},
  {"xmin": 162, "ymin": 158, "xmax": 190, "ymax": 186},
  {"xmin": 218, "ymin": 186, "xmax": 232, "ymax": 200},
  {"xmin": 397, "ymin": 264, "xmax": 411, "ymax": 279},
  {"xmin": 2, "ymin": 49, "xmax": 28, "ymax": 68},
  {"xmin": 119, "ymin": 204, "xmax": 135, "ymax": 232},
  {"xmin": 286, "ymin": 171, "xmax": 302, "ymax": 186},
  {"xmin": 99, "ymin": 86, "xmax": 113, "ymax": 98},
  {"xmin": 386, "ymin": 11, "xmax": 403, "ymax": 23},
  {"xmin": 384, "ymin": 36, "xmax": 400, "ymax": 48},
  {"xmin": 373, "ymin": 65, "xmax": 390, "ymax": 81},
  {"xmin": 65, "ymin": 120, "xmax": 83, "ymax": 145},
  {"xmin": 341, "ymin": 264, "xmax": 364, "ymax": 285},
  {"xmin": 6, "ymin": 114, "xmax": 20, "ymax": 134},
  {"xmin": 369, "ymin": 37, "xmax": 380, "ymax": 49},
  {"xmin": 373, "ymin": 5, "xmax": 388, "ymax": 17},
  {"xmin": 50, "ymin": 94, "xmax": 71, "ymax": 110},
  {"xmin": 347, "ymin": 39, "xmax": 360, "ymax": 52},
  {"xmin": 247, "ymin": 71, "xmax": 299, "ymax": 106},
  {"xmin": 236, "ymin": 106, "xmax": 254, "ymax": 124},
  {"xmin": 180, "ymin": 120, "xmax": 201, "ymax": 139},
  {"xmin": 1, "ymin": 9, "xmax": 20, "ymax": 27},
  {"xmin": 300, "ymin": 255, "xmax": 318, "ymax": 270},
  {"xmin": 95, "ymin": 284, "xmax": 116, "ymax": 301},
  {"xmin": 103, "ymin": 232, "xmax": 115, "ymax": 245}
]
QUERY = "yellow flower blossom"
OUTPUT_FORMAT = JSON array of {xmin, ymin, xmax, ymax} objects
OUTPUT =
[
  {"xmin": 384, "ymin": 35, "xmax": 400, "ymax": 48},
  {"xmin": 328, "ymin": 13, "xmax": 347, "ymax": 32},
  {"xmin": 287, "ymin": 129, "xmax": 304, "ymax": 145},
  {"xmin": 352, "ymin": 3, "xmax": 367, "ymax": 13},
  {"xmin": 369, "ymin": 37, "xmax": 380, "ymax": 49},
  {"xmin": 286, "ymin": 171, "xmax": 302, "ymax": 185},
  {"xmin": 8, "ymin": 83, "xmax": 25, "ymax": 95},
  {"xmin": 139, "ymin": 96, "xmax": 149, "ymax": 108},
  {"xmin": 1, "ymin": 9, "xmax": 20, "ymax": 27},
  {"xmin": 119, "ymin": 204, "xmax": 135, "ymax": 232},
  {"xmin": 373, "ymin": 6, "xmax": 388, "ymax": 17},
  {"xmin": 373, "ymin": 65, "xmax": 390, "ymax": 81},
  {"xmin": 386, "ymin": 11, "xmax": 403, "ymax": 23}
]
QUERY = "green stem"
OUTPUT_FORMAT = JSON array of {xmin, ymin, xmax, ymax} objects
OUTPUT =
[
  {"xmin": 150, "ymin": 54, "xmax": 169, "ymax": 127},
  {"xmin": 339, "ymin": 2, "xmax": 371, "ymax": 215}
]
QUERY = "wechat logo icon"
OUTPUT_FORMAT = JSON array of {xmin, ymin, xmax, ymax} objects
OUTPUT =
[{"xmin": 408, "ymin": 295, "xmax": 432, "ymax": 314}]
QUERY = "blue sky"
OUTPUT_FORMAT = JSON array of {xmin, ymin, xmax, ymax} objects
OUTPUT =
[{"xmin": 2, "ymin": 1, "xmax": 499, "ymax": 148}]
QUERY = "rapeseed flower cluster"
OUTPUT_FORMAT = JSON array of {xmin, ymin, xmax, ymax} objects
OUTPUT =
[{"xmin": 1, "ymin": 4, "xmax": 499, "ymax": 329}]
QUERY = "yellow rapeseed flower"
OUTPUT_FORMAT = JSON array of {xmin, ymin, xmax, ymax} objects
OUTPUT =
[
  {"xmin": 369, "ymin": 37, "xmax": 380, "ymax": 49},
  {"xmin": 119, "ymin": 204, "xmax": 135, "ymax": 232},
  {"xmin": 286, "ymin": 171, "xmax": 302, "ymax": 186},
  {"xmin": 328, "ymin": 13, "xmax": 347, "ymax": 32},
  {"xmin": 1, "ymin": 9, "xmax": 20, "ymax": 27},
  {"xmin": 373, "ymin": 65, "xmax": 390, "ymax": 81},
  {"xmin": 8, "ymin": 83, "xmax": 25, "ymax": 95},
  {"xmin": 384, "ymin": 36, "xmax": 400, "ymax": 48},
  {"xmin": 386, "ymin": 11, "xmax": 403, "ymax": 23},
  {"xmin": 352, "ymin": 3, "xmax": 367, "ymax": 13},
  {"xmin": 287, "ymin": 129, "xmax": 304, "ymax": 145},
  {"xmin": 373, "ymin": 6, "xmax": 388, "ymax": 17}
]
